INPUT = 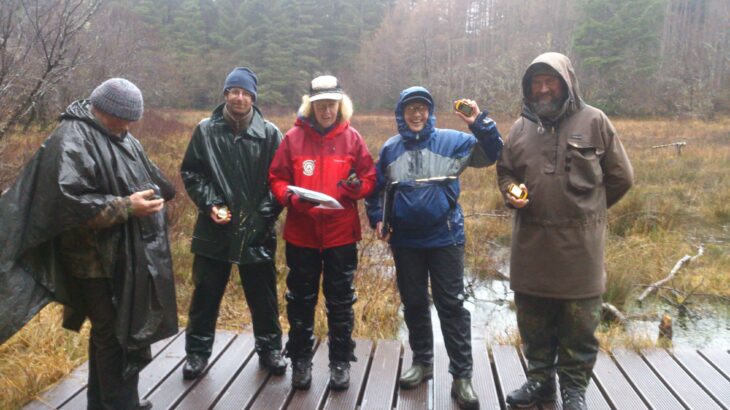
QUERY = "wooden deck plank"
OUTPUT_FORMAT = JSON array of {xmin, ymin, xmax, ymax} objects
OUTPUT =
[
  {"xmin": 583, "ymin": 378, "xmax": 612, "ymax": 410},
  {"xmin": 150, "ymin": 331, "xmax": 183, "ymax": 357},
  {"xmin": 491, "ymin": 345, "xmax": 538, "ymax": 410},
  {"xmin": 146, "ymin": 332, "xmax": 235, "ymax": 409},
  {"xmin": 672, "ymin": 348, "xmax": 730, "ymax": 409},
  {"xmin": 287, "ymin": 340, "xmax": 331, "ymax": 410},
  {"xmin": 22, "ymin": 362, "xmax": 89, "ymax": 410},
  {"xmin": 324, "ymin": 339, "xmax": 374, "ymax": 410},
  {"xmin": 137, "ymin": 331, "xmax": 189, "ymax": 397},
  {"xmin": 25, "ymin": 331, "xmax": 182, "ymax": 410},
  {"xmin": 699, "ymin": 349, "xmax": 730, "ymax": 380},
  {"xmin": 644, "ymin": 348, "xmax": 722, "ymax": 409},
  {"xmin": 360, "ymin": 339, "xmax": 401, "ymax": 409},
  {"xmin": 29, "ymin": 329, "xmax": 730, "ymax": 410},
  {"xmin": 175, "ymin": 333, "xmax": 256, "ymax": 410},
  {"xmin": 248, "ymin": 340, "xmax": 321, "ymax": 410},
  {"xmin": 211, "ymin": 338, "xmax": 278, "ymax": 409},
  {"xmin": 592, "ymin": 350, "xmax": 648, "ymax": 409},
  {"xmin": 612, "ymin": 348, "xmax": 684, "ymax": 409},
  {"xmin": 395, "ymin": 344, "xmax": 428, "ymax": 410},
  {"xmin": 472, "ymin": 340, "xmax": 500, "ymax": 410},
  {"xmin": 58, "ymin": 330, "xmax": 186, "ymax": 409},
  {"xmin": 433, "ymin": 340, "xmax": 458, "ymax": 409}
]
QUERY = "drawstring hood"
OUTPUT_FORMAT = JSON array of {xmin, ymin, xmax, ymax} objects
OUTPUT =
[
  {"xmin": 395, "ymin": 87, "xmax": 436, "ymax": 142},
  {"xmin": 521, "ymin": 52, "xmax": 584, "ymax": 132}
]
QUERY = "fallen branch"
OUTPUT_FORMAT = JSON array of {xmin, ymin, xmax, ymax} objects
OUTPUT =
[
  {"xmin": 637, "ymin": 244, "xmax": 704, "ymax": 303},
  {"xmin": 651, "ymin": 141, "xmax": 687, "ymax": 156},
  {"xmin": 601, "ymin": 302, "xmax": 626, "ymax": 325}
]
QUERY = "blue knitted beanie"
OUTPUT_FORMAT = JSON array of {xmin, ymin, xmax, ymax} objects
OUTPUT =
[{"xmin": 223, "ymin": 67, "xmax": 258, "ymax": 101}]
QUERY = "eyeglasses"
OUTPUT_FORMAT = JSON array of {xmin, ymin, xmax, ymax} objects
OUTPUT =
[
  {"xmin": 404, "ymin": 104, "xmax": 429, "ymax": 115},
  {"xmin": 227, "ymin": 88, "xmax": 252, "ymax": 98}
]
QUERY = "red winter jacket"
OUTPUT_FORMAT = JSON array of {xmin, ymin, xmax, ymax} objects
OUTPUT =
[{"xmin": 269, "ymin": 117, "xmax": 376, "ymax": 249}]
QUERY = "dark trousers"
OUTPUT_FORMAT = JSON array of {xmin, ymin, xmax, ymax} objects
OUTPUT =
[
  {"xmin": 514, "ymin": 292, "xmax": 602, "ymax": 392},
  {"xmin": 77, "ymin": 278, "xmax": 140, "ymax": 410},
  {"xmin": 392, "ymin": 245, "xmax": 473, "ymax": 378},
  {"xmin": 284, "ymin": 242, "xmax": 357, "ymax": 363},
  {"xmin": 186, "ymin": 254, "xmax": 282, "ymax": 357}
]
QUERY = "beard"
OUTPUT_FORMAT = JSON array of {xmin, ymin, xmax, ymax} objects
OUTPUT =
[{"xmin": 530, "ymin": 97, "xmax": 564, "ymax": 118}]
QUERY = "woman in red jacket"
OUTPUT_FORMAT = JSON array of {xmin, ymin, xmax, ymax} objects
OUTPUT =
[{"xmin": 269, "ymin": 75, "xmax": 375, "ymax": 392}]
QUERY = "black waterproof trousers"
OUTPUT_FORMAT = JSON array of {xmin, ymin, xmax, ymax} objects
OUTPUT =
[
  {"xmin": 185, "ymin": 254, "xmax": 282, "ymax": 357},
  {"xmin": 284, "ymin": 242, "xmax": 357, "ymax": 363},
  {"xmin": 392, "ymin": 245, "xmax": 473, "ymax": 378},
  {"xmin": 514, "ymin": 292, "xmax": 602, "ymax": 392},
  {"xmin": 78, "ymin": 278, "xmax": 141, "ymax": 410}
]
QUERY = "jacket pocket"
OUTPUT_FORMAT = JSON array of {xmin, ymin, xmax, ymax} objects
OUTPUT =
[
  {"xmin": 392, "ymin": 184, "xmax": 453, "ymax": 232},
  {"xmin": 245, "ymin": 215, "xmax": 274, "ymax": 247},
  {"xmin": 566, "ymin": 140, "xmax": 603, "ymax": 192}
]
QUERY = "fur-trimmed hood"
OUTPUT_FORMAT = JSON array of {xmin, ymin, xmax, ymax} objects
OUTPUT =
[{"xmin": 297, "ymin": 93, "xmax": 354, "ymax": 123}]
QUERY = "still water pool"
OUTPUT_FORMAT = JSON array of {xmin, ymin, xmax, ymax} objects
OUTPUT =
[{"xmin": 397, "ymin": 277, "xmax": 730, "ymax": 349}]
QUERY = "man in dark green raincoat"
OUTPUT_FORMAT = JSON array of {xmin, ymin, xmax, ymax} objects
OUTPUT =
[
  {"xmin": 180, "ymin": 67, "xmax": 285, "ymax": 379},
  {"xmin": 0, "ymin": 78, "xmax": 178, "ymax": 409}
]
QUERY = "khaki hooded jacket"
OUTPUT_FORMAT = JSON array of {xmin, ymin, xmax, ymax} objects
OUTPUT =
[{"xmin": 497, "ymin": 52, "xmax": 634, "ymax": 298}]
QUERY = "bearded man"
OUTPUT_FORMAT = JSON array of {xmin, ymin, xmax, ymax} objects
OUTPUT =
[{"xmin": 497, "ymin": 52, "xmax": 633, "ymax": 410}]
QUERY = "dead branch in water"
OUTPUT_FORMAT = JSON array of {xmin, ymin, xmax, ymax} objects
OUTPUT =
[
  {"xmin": 601, "ymin": 302, "xmax": 626, "ymax": 325},
  {"xmin": 637, "ymin": 244, "xmax": 704, "ymax": 303}
]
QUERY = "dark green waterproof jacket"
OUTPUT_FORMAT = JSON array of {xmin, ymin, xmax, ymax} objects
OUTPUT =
[{"xmin": 181, "ymin": 104, "xmax": 283, "ymax": 265}]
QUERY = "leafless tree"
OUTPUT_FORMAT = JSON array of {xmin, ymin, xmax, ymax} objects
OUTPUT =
[{"xmin": 0, "ymin": 0, "xmax": 102, "ymax": 140}]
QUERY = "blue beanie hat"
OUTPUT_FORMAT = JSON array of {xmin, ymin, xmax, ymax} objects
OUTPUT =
[
  {"xmin": 223, "ymin": 67, "xmax": 258, "ymax": 101},
  {"xmin": 89, "ymin": 78, "xmax": 144, "ymax": 121}
]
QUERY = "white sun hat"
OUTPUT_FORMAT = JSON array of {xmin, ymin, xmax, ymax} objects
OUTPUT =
[{"xmin": 309, "ymin": 75, "xmax": 344, "ymax": 102}]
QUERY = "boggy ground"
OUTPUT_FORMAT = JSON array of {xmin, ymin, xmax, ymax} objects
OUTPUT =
[{"xmin": 1, "ymin": 110, "xmax": 728, "ymax": 408}]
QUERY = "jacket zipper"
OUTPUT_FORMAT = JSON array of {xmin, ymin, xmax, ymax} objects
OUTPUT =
[{"xmin": 318, "ymin": 137, "xmax": 325, "ymax": 251}]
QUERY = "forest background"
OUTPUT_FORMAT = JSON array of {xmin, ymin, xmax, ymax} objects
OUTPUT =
[
  {"xmin": 1, "ymin": 0, "xmax": 729, "ymax": 408},
  {"xmin": 0, "ymin": 0, "xmax": 729, "ymax": 136}
]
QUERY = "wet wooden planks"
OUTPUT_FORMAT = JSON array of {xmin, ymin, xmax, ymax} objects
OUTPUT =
[{"xmin": 25, "ymin": 332, "xmax": 730, "ymax": 409}]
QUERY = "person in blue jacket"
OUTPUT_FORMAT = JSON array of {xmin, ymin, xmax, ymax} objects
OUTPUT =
[{"xmin": 366, "ymin": 86, "xmax": 502, "ymax": 410}]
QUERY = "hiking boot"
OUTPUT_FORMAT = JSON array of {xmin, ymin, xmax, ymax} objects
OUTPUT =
[
  {"xmin": 182, "ymin": 354, "xmax": 208, "ymax": 380},
  {"xmin": 329, "ymin": 361, "xmax": 350, "ymax": 390},
  {"xmin": 561, "ymin": 388, "xmax": 587, "ymax": 410},
  {"xmin": 291, "ymin": 358, "xmax": 312, "ymax": 390},
  {"xmin": 135, "ymin": 399, "xmax": 153, "ymax": 410},
  {"xmin": 505, "ymin": 379, "xmax": 556, "ymax": 408},
  {"xmin": 451, "ymin": 378, "xmax": 479, "ymax": 409},
  {"xmin": 258, "ymin": 349, "xmax": 287, "ymax": 375},
  {"xmin": 399, "ymin": 363, "xmax": 433, "ymax": 389}
]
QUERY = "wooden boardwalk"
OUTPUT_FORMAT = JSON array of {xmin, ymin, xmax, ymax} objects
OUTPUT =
[{"xmin": 24, "ymin": 331, "xmax": 730, "ymax": 409}]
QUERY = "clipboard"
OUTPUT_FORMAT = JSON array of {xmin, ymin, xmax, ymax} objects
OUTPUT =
[
  {"xmin": 287, "ymin": 185, "xmax": 343, "ymax": 209},
  {"xmin": 381, "ymin": 181, "xmax": 398, "ymax": 236}
]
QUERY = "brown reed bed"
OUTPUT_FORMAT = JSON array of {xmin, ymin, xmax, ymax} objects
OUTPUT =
[{"xmin": 1, "ymin": 111, "xmax": 728, "ymax": 408}]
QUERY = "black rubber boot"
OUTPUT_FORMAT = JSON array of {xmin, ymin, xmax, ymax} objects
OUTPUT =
[
  {"xmin": 399, "ymin": 363, "xmax": 433, "ymax": 389},
  {"xmin": 451, "ymin": 378, "xmax": 479, "ymax": 409}
]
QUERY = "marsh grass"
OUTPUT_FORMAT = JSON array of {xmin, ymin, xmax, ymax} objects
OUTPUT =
[{"xmin": 1, "ymin": 112, "xmax": 728, "ymax": 408}]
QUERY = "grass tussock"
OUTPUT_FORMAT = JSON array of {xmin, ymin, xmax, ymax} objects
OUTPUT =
[{"xmin": 1, "ymin": 112, "xmax": 728, "ymax": 407}]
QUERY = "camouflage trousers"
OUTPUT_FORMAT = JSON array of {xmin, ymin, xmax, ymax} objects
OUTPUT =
[{"xmin": 514, "ymin": 292, "xmax": 602, "ymax": 392}]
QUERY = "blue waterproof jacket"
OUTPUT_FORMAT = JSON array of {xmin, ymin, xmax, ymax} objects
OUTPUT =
[{"xmin": 365, "ymin": 87, "xmax": 503, "ymax": 248}]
